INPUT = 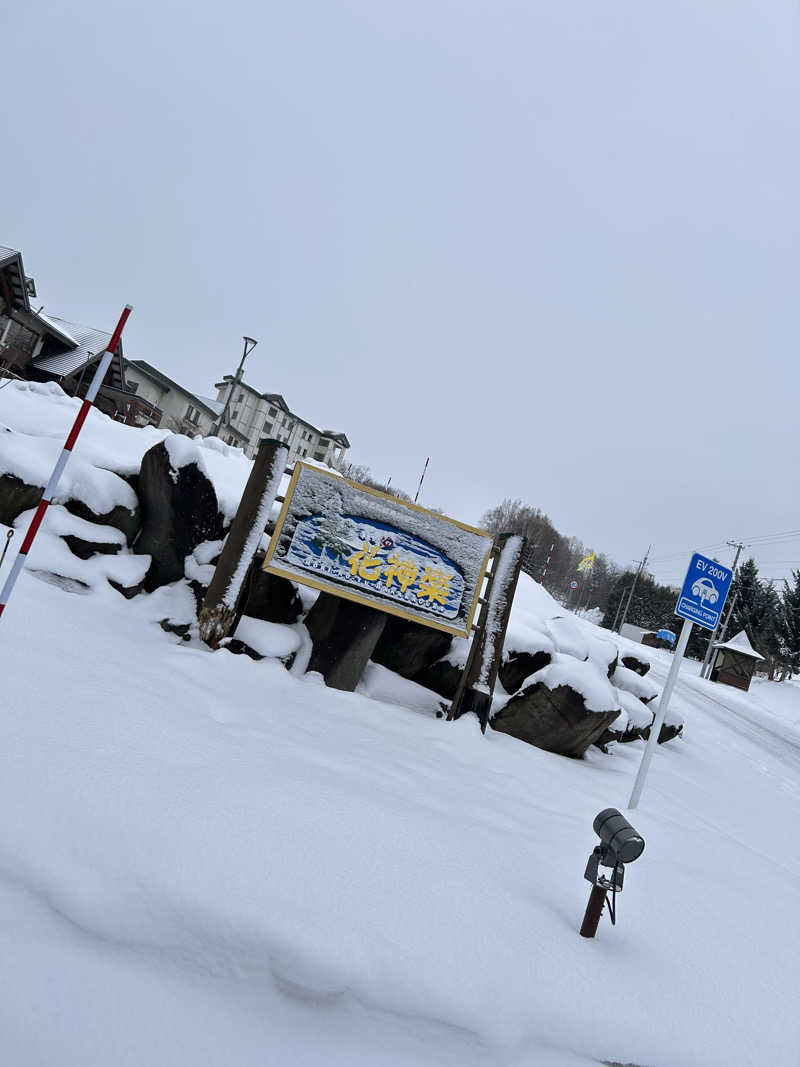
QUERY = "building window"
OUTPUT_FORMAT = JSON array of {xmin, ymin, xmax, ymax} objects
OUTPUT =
[
  {"xmin": 268, "ymin": 405, "xmax": 277, "ymax": 417},
  {"xmin": 263, "ymin": 420, "xmax": 272, "ymax": 433},
  {"xmin": 313, "ymin": 451, "xmax": 325, "ymax": 462},
  {"xmin": 185, "ymin": 404, "xmax": 201, "ymax": 425},
  {"xmin": 0, "ymin": 315, "xmax": 39, "ymax": 358},
  {"xmin": 237, "ymin": 392, "xmax": 244, "ymax": 403}
]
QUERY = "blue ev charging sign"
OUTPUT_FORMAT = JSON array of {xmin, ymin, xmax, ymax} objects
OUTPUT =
[{"xmin": 675, "ymin": 553, "xmax": 734, "ymax": 631}]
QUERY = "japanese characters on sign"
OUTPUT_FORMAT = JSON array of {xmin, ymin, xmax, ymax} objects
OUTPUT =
[{"xmin": 263, "ymin": 464, "xmax": 493, "ymax": 636}]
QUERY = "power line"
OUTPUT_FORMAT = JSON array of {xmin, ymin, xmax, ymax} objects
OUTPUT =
[{"xmin": 649, "ymin": 528, "xmax": 800, "ymax": 567}]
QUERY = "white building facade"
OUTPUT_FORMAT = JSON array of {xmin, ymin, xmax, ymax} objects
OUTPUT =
[
  {"xmin": 214, "ymin": 376, "xmax": 350, "ymax": 468},
  {"xmin": 124, "ymin": 361, "xmax": 223, "ymax": 437}
]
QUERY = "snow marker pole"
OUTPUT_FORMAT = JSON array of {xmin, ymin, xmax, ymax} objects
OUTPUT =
[
  {"xmin": 0, "ymin": 305, "xmax": 132, "ymax": 622},
  {"xmin": 540, "ymin": 542, "xmax": 554, "ymax": 583},
  {"xmin": 414, "ymin": 456, "xmax": 429, "ymax": 503},
  {"xmin": 628, "ymin": 617, "xmax": 692, "ymax": 809}
]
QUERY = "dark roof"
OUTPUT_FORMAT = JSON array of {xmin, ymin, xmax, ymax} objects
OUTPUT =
[
  {"xmin": 127, "ymin": 360, "xmax": 218, "ymax": 419},
  {"xmin": 32, "ymin": 316, "xmax": 114, "ymax": 377},
  {"xmin": 0, "ymin": 246, "xmax": 31, "ymax": 314},
  {"xmin": 261, "ymin": 392, "xmax": 290, "ymax": 411},
  {"xmin": 321, "ymin": 431, "xmax": 350, "ymax": 447}
]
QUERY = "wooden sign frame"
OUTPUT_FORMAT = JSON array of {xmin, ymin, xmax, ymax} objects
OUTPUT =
[{"xmin": 263, "ymin": 463, "xmax": 493, "ymax": 637}]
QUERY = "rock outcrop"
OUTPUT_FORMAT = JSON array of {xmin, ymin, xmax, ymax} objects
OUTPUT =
[
  {"xmin": 491, "ymin": 677, "xmax": 620, "ymax": 759},
  {"xmin": 498, "ymin": 649, "xmax": 552, "ymax": 695},
  {"xmin": 306, "ymin": 592, "xmax": 387, "ymax": 692},
  {"xmin": 0, "ymin": 473, "xmax": 42, "ymax": 527},
  {"xmin": 135, "ymin": 442, "xmax": 224, "ymax": 591},
  {"xmin": 371, "ymin": 616, "xmax": 453, "ymax": 679}
]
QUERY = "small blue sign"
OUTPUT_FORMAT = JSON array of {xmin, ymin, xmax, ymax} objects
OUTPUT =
[{"xmin": 675, "ymin": 552, "xmax": 733, "ymax": 631}]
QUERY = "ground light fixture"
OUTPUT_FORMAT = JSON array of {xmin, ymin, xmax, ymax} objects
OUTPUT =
[{"xmin": 579, "ymin": 808, "xmax": 645, "ymax": 938}]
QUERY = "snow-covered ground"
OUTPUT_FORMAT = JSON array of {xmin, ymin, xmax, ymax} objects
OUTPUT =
[{"xmin": 0, "ymin": 385, "xmax": 799, "ymax": 1065}]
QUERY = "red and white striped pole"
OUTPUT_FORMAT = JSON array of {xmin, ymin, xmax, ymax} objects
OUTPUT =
[
  {"xmin": 414, "ymin": 456, "xmax": 430, "ymax": 503},
  {"xmin": 540, "ymin": 541, "xmax": 555, "ymax": 584},
  {"xmin": 0, "ymin": 304, "xmax": 132, "ymax": 621}
]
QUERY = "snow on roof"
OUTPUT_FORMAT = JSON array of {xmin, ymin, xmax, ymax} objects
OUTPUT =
[
  {"xmin": 31, "ymin": 309, "xmax": 79, "ymax": 347},
  {"xmin": 713, "ymin": 630, "xmax": 765, "ymax": 660},
  {"xmin": 0, "ymin": 245, "xmax": 21, "ymax": 267},
  {"xmin": 31, "ymin": 316, "xmax": 112, "ymax": 377}
]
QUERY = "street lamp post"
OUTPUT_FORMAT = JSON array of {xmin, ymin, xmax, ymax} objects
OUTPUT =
[{"xmin": 214, "ymin": 335, "xmax": 258, "ymax": 438}]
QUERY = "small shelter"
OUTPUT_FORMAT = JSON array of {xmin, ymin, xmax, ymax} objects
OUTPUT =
[{"xmin": 709, "ymin": 630, "xmax": 764, "ymax": 692}]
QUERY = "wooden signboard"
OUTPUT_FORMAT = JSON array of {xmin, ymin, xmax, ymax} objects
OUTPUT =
[{"xmin": 263, "ymin": 463, "xmax": 493, "ymax": 637}]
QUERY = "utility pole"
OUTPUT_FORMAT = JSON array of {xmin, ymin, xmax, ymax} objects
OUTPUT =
[
  {"xmin": 699, "ymin": 540, "xmax": 747, "ymax": 679},
  {"xmin": 611, "ymin": 585, "xmax": 629, "ymax": 632},
  {"xmin": 214, "ymin": 335, "xmax": 258, "ymax": 438},
  {"xmin": 616, "ymin": 545, "xmax": 650, "ymax": 634}
]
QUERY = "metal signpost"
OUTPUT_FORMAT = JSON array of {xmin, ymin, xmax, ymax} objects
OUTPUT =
[{"xmin": 628, "ymin": 552, "xmax": 733, "ymax": 809}]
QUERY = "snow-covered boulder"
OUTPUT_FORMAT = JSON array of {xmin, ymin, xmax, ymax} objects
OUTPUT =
[
  {"xmin": 498, "ymin": 648, "xmax": 552, "ymax": 695},
  {"xmin": 136, "ymin": 439, "xmax": 225, "ymax": 591},
  {"xmin": 584, "ymin": 633, "xmax": 619, "ymax": 678},
  {"xmin": 643, "ymin": 702, "xmax": 684, "ymax": 744},
  {"xmin": 306, "ymin": 593, "xmax": 387, "ymax": 692},
  {"xmin": 612, "ymin": 663, "xmax": 660, "ymax": 703},
  {"xmin": 413, "ymin": 637, "xmax": 470, "ymax": 700},
  {"xmin": 491, "ymin": 658, "xmax": 621, "ymax": 758},
  {"xmin": 545, "ymin": 615, "xmax": 589, "ymax": 661},
  {"xmin": 594, "ymin": 689, "xmax": 655, "ymax": 749},
  {"xmin": 621, "ymin": 653, "xmax": 651, "ymax": 677},
  {"xmin": 0, "ymin": 472, "xmax": 43, "ymax": 527}
]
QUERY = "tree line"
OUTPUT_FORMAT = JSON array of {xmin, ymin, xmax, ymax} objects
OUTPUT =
[{"xmin": 481, "ymin": 498, "xmax": 800, "ymax": 678}]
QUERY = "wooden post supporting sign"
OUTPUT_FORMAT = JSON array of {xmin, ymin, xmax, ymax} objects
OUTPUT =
[
  {"xmin": 198, "ymin": 438, "xmax": 289, "ymax": 648},
  {"xmin": 448, "ymin": 533, "xmax": 526, "ymax": 732}
]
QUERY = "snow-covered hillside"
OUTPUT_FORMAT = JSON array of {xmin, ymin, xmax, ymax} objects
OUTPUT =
[{"xmin": 0, "ymin": 384, "xmax": 798, "ymax": 1066}]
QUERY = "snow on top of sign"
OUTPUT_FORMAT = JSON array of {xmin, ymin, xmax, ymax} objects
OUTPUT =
[
  {"xmin": 288, "ymin": 468, "xmax": 491, "ymax": 574},
  {"xmin": 270, "ymin": 466, "xmax": 492, "ymax": 632}
]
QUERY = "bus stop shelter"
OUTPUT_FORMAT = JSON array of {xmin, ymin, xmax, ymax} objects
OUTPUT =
[{"xmin": 709, "ymin": 630, "xmax": 764, "ymax": 692}]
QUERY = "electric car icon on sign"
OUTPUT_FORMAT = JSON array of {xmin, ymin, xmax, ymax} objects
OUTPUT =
[{"xmin": 691, "ymin": 577, "xmax": 719, "ymax": 605}]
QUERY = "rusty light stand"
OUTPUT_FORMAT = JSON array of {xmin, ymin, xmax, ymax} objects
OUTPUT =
[{"xmin": 579, "ymin": 808, "xmax": 645, "ymax": 939}]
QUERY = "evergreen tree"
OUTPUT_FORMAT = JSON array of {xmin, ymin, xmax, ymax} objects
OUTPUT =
[
  {"xmin": 726, "ymin": 558, "xmax": 785, "ymax": 678},
  {"xmin": 779, "ymin": 570, "xmax": 800, "ymax": 677}
]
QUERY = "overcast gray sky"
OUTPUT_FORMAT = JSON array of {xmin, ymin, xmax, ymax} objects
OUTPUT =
[{"xmin": 5, "ymin": 0, "xmax": 799, "ymax": 586}]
